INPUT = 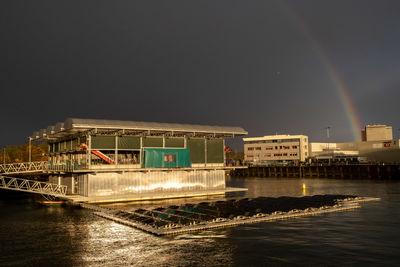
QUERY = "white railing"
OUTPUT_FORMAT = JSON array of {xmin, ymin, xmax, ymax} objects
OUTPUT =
[
  {"xmin": 0, "ymin": 176, "xmax": 67, "ymax": 196},
  {"xmin": 0, "ymin": 161, "xmax": 49, "ymax": 174},
  {"xmin": 0, "ymin": 161, "xmax": 230, "ymax": 174}
]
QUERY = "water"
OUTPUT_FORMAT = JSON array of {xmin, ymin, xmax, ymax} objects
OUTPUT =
[{"xmin": 1, "ymin": 177, "xmax": 400, "ymax": 266}]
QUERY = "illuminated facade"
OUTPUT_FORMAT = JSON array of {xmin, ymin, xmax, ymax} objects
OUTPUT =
[
  {"xmin": 243, "ymin": 135, "xmax": 309, "ymax": 165},
  {"xmin": 361, "ymin": 124, "xmax": 393, "ymax": 141},
  {"xmin": 310, "ymin": 125, "xmax": 399, "ymax": 163}
]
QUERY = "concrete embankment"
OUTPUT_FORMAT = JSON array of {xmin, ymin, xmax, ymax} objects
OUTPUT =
[{"xmin": 232, "ymin": 164, "xmax": 400, "ymax": 179}]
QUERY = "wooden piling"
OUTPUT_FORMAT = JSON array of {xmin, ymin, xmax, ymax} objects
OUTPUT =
[{"xmin": 232, "ymin": 164, "xmax": 400, "ymax": 180}]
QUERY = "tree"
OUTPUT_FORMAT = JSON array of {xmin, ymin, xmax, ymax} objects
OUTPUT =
[{"xmin": 0, "ymin": 143, "xmax": 48, "ymax": 164}]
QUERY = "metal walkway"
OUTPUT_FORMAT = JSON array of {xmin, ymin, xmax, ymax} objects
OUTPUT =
[
  {"xmin": 0, "ymin": 176, "xmax": 67, "ymax": 197},
  {"xmin": 0, "ymin": 161, "xmax": 48, "ymax": 175}
]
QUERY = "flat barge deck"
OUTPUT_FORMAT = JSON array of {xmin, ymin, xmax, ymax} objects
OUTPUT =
[{"xmin": 82, "ymin": 195, "xmax": 380, "ymax": 236}]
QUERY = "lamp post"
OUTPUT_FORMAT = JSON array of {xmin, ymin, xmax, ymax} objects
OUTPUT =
[{"xmin": 28, "ymin": 137, "xmax": 32, "ymax": 162}]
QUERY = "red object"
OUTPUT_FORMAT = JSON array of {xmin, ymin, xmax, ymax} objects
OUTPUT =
[{"xmin": 80, "ymin": 143, "xmax": 115, "ymax": 164}]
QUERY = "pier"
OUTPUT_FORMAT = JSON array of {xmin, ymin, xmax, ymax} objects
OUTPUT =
[{"xmin": 232, "ymin": 164, "xmax": 400, "ymax": 179}]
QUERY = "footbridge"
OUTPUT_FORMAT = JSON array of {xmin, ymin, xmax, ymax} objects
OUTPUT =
[
  {"xmin": 0, "ymin": 161, "xmax": 49, "ymax": 175},
  {"xmin": 0, "ymin": 176, "xmax": 67, "ymax": 197}
]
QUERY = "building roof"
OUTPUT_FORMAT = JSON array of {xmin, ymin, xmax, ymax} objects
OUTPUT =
[
  {"xmin": 32, "ymin": 118, "xmax": 248, "ymax": 140},
  {"xmin": 243, "ymin": 134, "xmax": 307, "ymax": 141}
]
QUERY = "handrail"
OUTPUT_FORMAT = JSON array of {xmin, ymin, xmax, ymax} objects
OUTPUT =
[
  {"xmin": 0, "ymin": 176, "xmax": 67, "ymax": 196},
  {"xmin": 0, "ymin": 161, "xmax": 49, "ymax": 174}
]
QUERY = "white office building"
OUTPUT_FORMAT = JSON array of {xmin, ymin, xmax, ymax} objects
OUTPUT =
[{"xmin": 243, "ymin": 135, "xmax": 309, "ymax": 165}]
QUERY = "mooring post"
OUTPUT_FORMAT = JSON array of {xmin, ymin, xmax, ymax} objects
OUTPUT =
[{"xmin": 377, "ymin": 165, "xmax": 381, "ymax": 179}]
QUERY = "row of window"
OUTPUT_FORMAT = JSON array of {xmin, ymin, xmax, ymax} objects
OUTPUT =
[
  {"xmin": 245, "ymin": 138, "xmax": 302, "ymax": 144},
  {"xmin": 248, "ymin": 145, "xmax": 298, "ymax": 151},
  {"xmin": 248, "ymin": 147, "xmax": 262, "ymax": 151},
  {"xmin": 246, "ymin": 153, "xmax": 298, "ymax": 158}
]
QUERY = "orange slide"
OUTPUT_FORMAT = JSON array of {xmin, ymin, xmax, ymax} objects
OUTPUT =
[{"xmin": 80, "ymin": 143, "xmax": 115, "ymax": 164}]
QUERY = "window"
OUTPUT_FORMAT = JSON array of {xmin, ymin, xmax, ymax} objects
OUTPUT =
[
  {"xmin": 248, "ymin": 147, "xmax": 254, "ymax": 151},
  {"xmin": 266, "ymin": 147, "xmax": 273, "ymax": 150},
  {"xmin": 164, "ymin": 154, "xmax": 176, "ymax": 162},
  {"xmin": 292, "ymin": 145, "xmax": 297, "ymax": 149},
  {"xmin": 255, "ymin": 147, "xmax": 261, "ymax": 150}
]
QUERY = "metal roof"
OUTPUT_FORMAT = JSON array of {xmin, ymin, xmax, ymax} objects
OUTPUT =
[
  {"xmin": 243, "ymin": 134, "xmax": 308, "ymax": 141},
  {"xmin": 32, "ymin": 118, "xmax": 248, "ymax": 140}
]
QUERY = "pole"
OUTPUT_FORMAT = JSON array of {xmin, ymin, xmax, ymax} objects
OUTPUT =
[
  {"xmin": 3, "ymin": 148, "xmax": 5, "ymax": 165},
  {"xmin": 28, "ymin": 137, "xmax": 32, "ymax": 162},
  {"xmin": 326, "ymin": 127, "xmax": 331, "ymax": 165}
]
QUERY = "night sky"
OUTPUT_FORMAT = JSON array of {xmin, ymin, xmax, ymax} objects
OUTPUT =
[{"xmin": 1, "ymin": 1, "xmax": 400, "ymax": 150}]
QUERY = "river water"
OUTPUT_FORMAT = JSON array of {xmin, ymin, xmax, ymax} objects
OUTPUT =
[{"xmin": 1, "ymin": 177, "xmax": 400, "ymax": 266}]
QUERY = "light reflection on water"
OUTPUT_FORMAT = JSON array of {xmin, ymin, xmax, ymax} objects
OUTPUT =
[{"xmin": 1, "ymin": 177, "xmax": 400, "ymax": 266}]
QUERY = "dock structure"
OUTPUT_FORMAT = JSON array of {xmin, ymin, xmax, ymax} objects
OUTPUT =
[
  {"xmin": 12, "ymin": 118, "xmax": 248, "ymax": 203},
  {"xmin": 82, "ymin": 196, "xmax": 380, "ymax": 236},
  {"xmin": 232, "ymin": 164, "xmax": 400, "ymax": 179}
]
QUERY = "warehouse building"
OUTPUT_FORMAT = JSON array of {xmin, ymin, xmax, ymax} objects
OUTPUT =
[
  {"xmin": 32, "ymin": 118, "xmax": 247, "ymax": 200},
  {"xmin": 310, "ymin": 124, "xmax": 399, "ymax": 163}
]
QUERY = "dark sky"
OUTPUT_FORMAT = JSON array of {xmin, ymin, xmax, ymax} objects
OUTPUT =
[{"xmin": 1, "ymin": 0, "xmax": 400, "ymax": 150}]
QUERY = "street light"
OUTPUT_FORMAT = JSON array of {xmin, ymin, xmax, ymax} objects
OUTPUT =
[{"xmin": 28, "ymin": 137, "xmax": 32, "ymax": 162}]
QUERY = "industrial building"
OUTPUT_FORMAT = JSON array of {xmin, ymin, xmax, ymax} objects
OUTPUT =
[
  {"xmin": 243, "ymin": 135, "xmax": 309, "ymax": 165},
  {"xmin": 361, "ymin": 124, "xmax": 393, "ymax": 141},
  {"xmin": 310, "ymin": 124, "xmax": 400, "ymax": 163},
  {"xmin": 31, "ymin": 118, "xmax": 247, "ymax": 201}
]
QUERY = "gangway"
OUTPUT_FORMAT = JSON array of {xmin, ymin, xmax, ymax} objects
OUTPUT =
[
  {"xmin": 0, "ymin": 161, "xmax": 48, "ymax": 175},
  {"xmin": 0, "ymin": 176, "xmax": 67, "ymax": 197}
]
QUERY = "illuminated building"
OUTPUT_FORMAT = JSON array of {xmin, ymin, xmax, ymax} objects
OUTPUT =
[
  {"xmin": 243, "ymin": 135, "xmax": 309, "ymax": 165},
  {"xmin": 31, "ymin": 118, "xmax": 247, "ymax": 201}
]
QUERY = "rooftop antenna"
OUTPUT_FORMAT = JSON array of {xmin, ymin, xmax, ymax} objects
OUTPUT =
[{"xmin": 325, "ymin": 126, "xmax": 331, "ymax": 139}]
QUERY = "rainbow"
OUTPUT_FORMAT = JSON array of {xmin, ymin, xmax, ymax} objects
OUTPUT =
[{"xmin": 280, "ymin": 2, "xmax": 362, "ymax": 141}]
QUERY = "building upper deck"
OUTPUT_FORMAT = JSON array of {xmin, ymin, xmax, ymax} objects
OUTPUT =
[{"xmin": 28, "ymin": 118, "xmax": 247, "ymax": 172}]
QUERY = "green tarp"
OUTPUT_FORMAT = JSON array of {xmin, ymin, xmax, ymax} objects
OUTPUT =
[{"xmin": 143, "ymin": 148, "xmax": 190, "ymax": 168}]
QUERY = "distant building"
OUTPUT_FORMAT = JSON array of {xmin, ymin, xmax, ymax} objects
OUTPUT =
[
  {"xmin": 243, "ymin": 135, "xmax": 308, "ymax": 165},
  {"xmin": 309, "ymin": 142, "xmax": 361, "ymax": 163},
  {"xmin": 309, "ymin": 124, "xmax": 400, "ymax": 163},
  {"xmin": 361, "ymin": 124, "xmax": 392, "ymax": 141}
]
